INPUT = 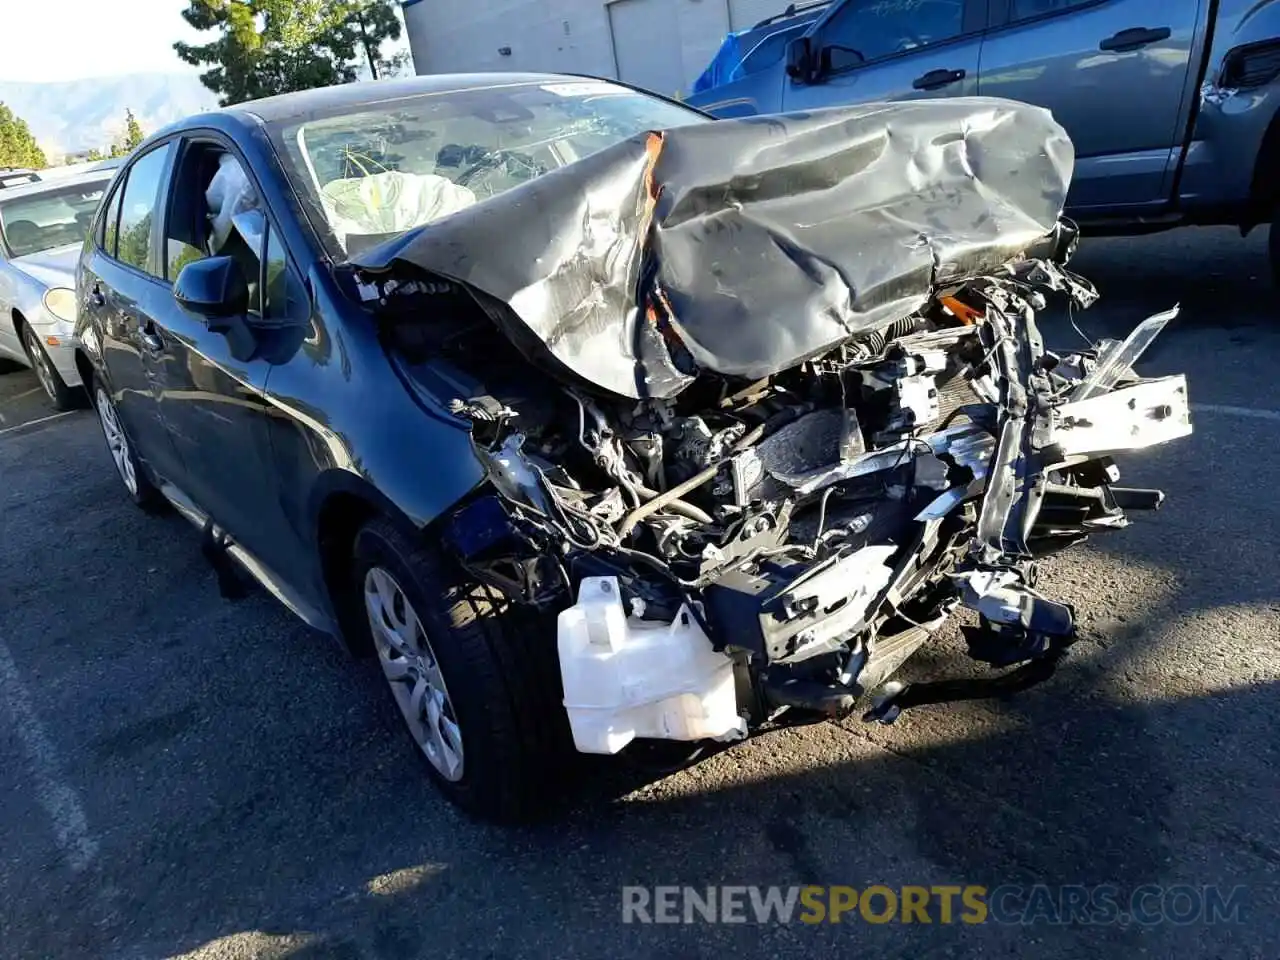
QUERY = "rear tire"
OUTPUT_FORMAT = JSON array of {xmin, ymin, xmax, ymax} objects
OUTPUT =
[{"xmin": 351, "ymin": 517, "xmax": 573, "ymax": 822}]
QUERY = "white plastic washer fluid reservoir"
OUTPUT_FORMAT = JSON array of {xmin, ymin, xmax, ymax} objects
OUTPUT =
[{"xmin": 557, "ymin": 576, "xmax": 747, "ymax": 754}]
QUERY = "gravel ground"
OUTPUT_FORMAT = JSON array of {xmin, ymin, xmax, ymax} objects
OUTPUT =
[{"xmin": 0, "ymin": 227, "xmax": 1278, "ymax": 960}]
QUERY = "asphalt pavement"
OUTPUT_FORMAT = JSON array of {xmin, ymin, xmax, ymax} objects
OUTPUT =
[{"xmin": 1, "ymin": 226, "xmax": 1278, "ymax": 960}]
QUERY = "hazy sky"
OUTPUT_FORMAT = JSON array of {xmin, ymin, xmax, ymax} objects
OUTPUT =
[
  {"xmin": 0, "ymin": 0, "xmax": 412, "ymax": 84},
  {"xmin": 1, "ymin": 0, "xmax": 204, "ymax": 82}
]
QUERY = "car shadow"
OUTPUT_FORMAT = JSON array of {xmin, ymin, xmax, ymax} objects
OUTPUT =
[
  {"xmin": 15, "ymin": 480, "xmax": 1276, "ymax": 960},
  {"xmin": 40, "ymin": 665, "xmax": 1276, "ymax": 959}
]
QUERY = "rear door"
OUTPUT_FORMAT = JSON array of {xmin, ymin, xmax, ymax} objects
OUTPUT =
[
  {"xmin": 978, "ymin": 0, "xmax": 1206, "ymax": 209},
  {"xmin": 79, "ymin": 142, "xmax": 187, "ymax": 486},
  {"xmin": 783, "ymin": 0, "xmax": 985, "ymax": 110},
  {"xmin": 144, "ymin": 136, "xmax": 309, "ymax": 577}
]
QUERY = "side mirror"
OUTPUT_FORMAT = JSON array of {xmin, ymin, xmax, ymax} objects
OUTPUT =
[
  {"xmin": 785, "ymin": 37, "xmax": 815, "ymax": 83},
  {"xmin": 174, "ymin": 255, "xmax": 249, "ymax": 328}
]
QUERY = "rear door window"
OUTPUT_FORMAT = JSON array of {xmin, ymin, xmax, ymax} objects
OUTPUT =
[{"xmin": 115, "ymin": 144, "xmax": 173, "ymax": 275}]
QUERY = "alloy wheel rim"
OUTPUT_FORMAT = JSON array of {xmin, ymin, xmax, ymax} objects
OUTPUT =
[
  {"xmin": 95, "ymin": 388, "xmax": 137, "ymax": 496},
  {"xmin": 364, "ymin": 566, "xmax": 465, "ymax": 782},
  {"xmin": 25, "ymin": 330, "xmax": 55, "ymax": 400}
]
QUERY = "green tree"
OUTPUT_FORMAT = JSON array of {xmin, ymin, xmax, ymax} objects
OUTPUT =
[
  {"xmin": 124, "ymin": 109, "xmax": 145, "ymax": 150},
  {"xmin": 0, "ymin": 102, "xmax": 47, "ymax": 169},
  {"xmin": 347, "ymin": 0, "xmax": 403, "ymax": 79},
  {"xmin": 175, "ymin": 0, "xmax": 402, "ymax": 105}
]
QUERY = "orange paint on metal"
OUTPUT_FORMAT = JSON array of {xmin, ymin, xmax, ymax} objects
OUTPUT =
[{"xmin": 940, "ymin": 295, "xmax": 983, "ymax": 326}]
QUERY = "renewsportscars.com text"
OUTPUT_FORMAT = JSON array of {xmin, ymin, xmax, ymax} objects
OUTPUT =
[{"xmin": 621, "ymin": 884, "xmax": 1246, "ymax": 926}]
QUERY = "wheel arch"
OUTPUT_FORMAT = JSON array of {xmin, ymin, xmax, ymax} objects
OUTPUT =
[
  {"xmin": 1250, "ymin": 106, "xmax": 1280, "ymax": 214},
  {"xmin": 74, "ymin": 348, "xmax": 96, "ymax": 393},
  {"xmin": 10, "ymin": 308, "xmax": 30, "ymax": 358},
  {"xmin": 310, "ymin": 470, "xmax": 441, "ymax": 657}
]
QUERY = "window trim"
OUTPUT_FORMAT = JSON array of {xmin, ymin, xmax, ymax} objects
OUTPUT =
[
  {"xmin": 160, "ymin": 130, "xmax": 308, "ymax": 323},
  {"xmin": 985, "ymin": 0, "xmax": 1110, "ymax": 32},
  {"xmin": 806, "ymin": 0, "xmax": 988, "ymax": 81}
]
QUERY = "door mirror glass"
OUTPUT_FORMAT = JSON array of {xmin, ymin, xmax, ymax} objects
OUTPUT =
[
  {"xmin": 786, "ymin": 37, "xmax": 815, "ymax": 82},
  {"xmin": 174, "ymin": 255, "xmax": 249, "ymax": 323}
]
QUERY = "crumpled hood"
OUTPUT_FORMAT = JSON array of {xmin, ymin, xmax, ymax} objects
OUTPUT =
[
  {"xmin": 10, "ymin": 243, "xmax": 79, "ymax": 291},
  {"xmin": 354, "ymin": 97, "xmax": 1073, "ymax": 400}
]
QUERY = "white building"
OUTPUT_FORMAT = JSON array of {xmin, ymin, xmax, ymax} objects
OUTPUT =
[{"xmin": 401, "ymin": 0, "xmax": 785, "ymax": 98}]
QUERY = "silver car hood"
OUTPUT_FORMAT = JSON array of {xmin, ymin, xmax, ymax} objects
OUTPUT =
[
  {"xmin": 9, "ymin": 243, "xmax": 79, "ymax": 290},
  {"xmin": 353, "ymin": 97, "xmax": 1073, "ymax": 400}
]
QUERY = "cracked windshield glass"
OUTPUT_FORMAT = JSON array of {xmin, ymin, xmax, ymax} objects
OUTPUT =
[{"xmin": 274, "ymin": 80, "xmax": 704, "ymax": 256}]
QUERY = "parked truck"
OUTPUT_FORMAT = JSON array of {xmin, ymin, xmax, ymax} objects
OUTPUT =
[{"xmin": 686, "ymin": 0, "xmax": 1280, "ymax": 282}]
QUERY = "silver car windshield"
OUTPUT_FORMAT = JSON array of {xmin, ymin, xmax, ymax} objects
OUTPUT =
[
  {"xmin": 272, "ymin": 80, "xmax": 707, "ymax": 258},
  {"xmin": 0, "ymin": 179, "xmax": 111, "ymax": 258}
]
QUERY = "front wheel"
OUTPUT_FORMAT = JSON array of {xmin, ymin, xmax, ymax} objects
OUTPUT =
[
  {"xmin": 93, "ymin": 382, "xmax": 163, "ymax": 511},
  {"xmin": 352, "ymin": 518, "xmax": 573, "ymax": 822},
  {"xmin": 22, "ymin": 324, "xmax": 79, "ymax": 411}
]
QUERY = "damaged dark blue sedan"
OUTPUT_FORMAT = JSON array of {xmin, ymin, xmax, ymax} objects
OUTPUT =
[{"xmin": 74, "ymin": 74, "xmax": 1192, "ymax": 821}]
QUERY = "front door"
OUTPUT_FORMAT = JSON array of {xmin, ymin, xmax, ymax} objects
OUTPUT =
[
  {"xmin": 784, "ymin": 0, "xmax": 984, "ymax": 110},
  {"xmin": 143, "ymin": 139, "xmax": 308, "ymax": 579},
  {"xmin": 978, "ymin": 0, "xmax": 1205, "ymax": 209}
]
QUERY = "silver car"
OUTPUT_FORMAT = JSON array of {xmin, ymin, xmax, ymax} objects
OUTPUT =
[{"xmin": 0, "ymin": 171, "xmax": 114, "ymax": 409}]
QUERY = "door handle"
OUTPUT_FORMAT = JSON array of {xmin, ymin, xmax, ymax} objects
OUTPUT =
[
  {"xmin": 138, "ymin": 315, "xmax": 164, "ymax": 354},
  {"xmin": 89, "ymin": 282, "xmax": 105, "ymax": 308},
  {"xmin": 1099, "ymin": 27, "xmax": 1171, "ymax": 52},
  {"xmin": 913, "ymin": 68, "xmax": 966, "ymax": 91}
]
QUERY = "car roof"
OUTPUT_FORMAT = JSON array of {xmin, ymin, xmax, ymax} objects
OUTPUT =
[
  {"xmin": 0, "ymin": 168, "xmax": 114, "ymax": 201},
  {"xmin": 225, "ymin": 73, "xmax": 597, "ymax": 125}
]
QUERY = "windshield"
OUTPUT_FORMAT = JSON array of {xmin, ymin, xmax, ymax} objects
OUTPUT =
[
  {"xmin": 0, "ymin": 178, "xmax": 111, "ymax": 257},
  {"xmin": 272, "ymin": 79, "xmax": 708, "ymax": 258}
]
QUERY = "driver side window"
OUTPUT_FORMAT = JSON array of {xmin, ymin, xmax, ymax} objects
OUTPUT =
[
  {"xmin": 163, "ymin": 141, "xmax": 303, "ymax": 322},
  {"xmin": 822, "ymin": 0, "xmax": 965, "ymax": 72}
]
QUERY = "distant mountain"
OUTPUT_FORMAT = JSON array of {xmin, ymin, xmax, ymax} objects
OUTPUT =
[{"xmin": 0, "ymin": 73, "xmax": 218, "ymax": 158}]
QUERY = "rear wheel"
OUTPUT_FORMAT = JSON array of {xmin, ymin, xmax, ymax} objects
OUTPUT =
[
  {"xmin": 352, "ymin": 518, "xmax": 573, "ymax": 822},
  {"xmin": 93, "ymin": 381, "xmax": 163, "ymax": 510},
  {"xmin": 21, "ymin": 324, "xmax": 78, "ymax": 411}
]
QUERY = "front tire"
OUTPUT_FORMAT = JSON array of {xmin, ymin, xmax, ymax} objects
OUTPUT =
[
  {"xmin": 93, "ymin": 381, "xmax": 163, "ymax": 511},
  {"xmin": 22, "ymin": 324, "xmax": 79, "ymax": 411},
  {"xmin": 352, "ymin": 518, "xmax": 573, "ymax": 822}
]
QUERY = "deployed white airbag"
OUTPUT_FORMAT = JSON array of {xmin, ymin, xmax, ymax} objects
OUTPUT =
[
  {"xmin": 206, "ymin": 153, "xmax": 262, "ymax": 254},
  {"xmin": 319, "ymin": 171, "xmax": 477, "ymax": 250}
]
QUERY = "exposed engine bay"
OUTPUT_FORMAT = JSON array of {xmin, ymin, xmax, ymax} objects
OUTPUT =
[{"xmin": 352, "ymin": 99, "xmax": 1193, "ymax": 753}]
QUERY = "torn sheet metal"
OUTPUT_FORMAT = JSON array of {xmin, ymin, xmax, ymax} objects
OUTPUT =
[
  {"xmin": 1073, "ymin": 305, "xmax": 1179, "ymax": 400},
  {"xmin": 354, "ymin": 98, "xmax": 1073, "ymax": 399}
]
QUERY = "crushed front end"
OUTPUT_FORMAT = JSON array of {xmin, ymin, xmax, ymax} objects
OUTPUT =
[{"xmin": 355, "ymin": 98, "xmax": 1193, "ymax": 753}]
